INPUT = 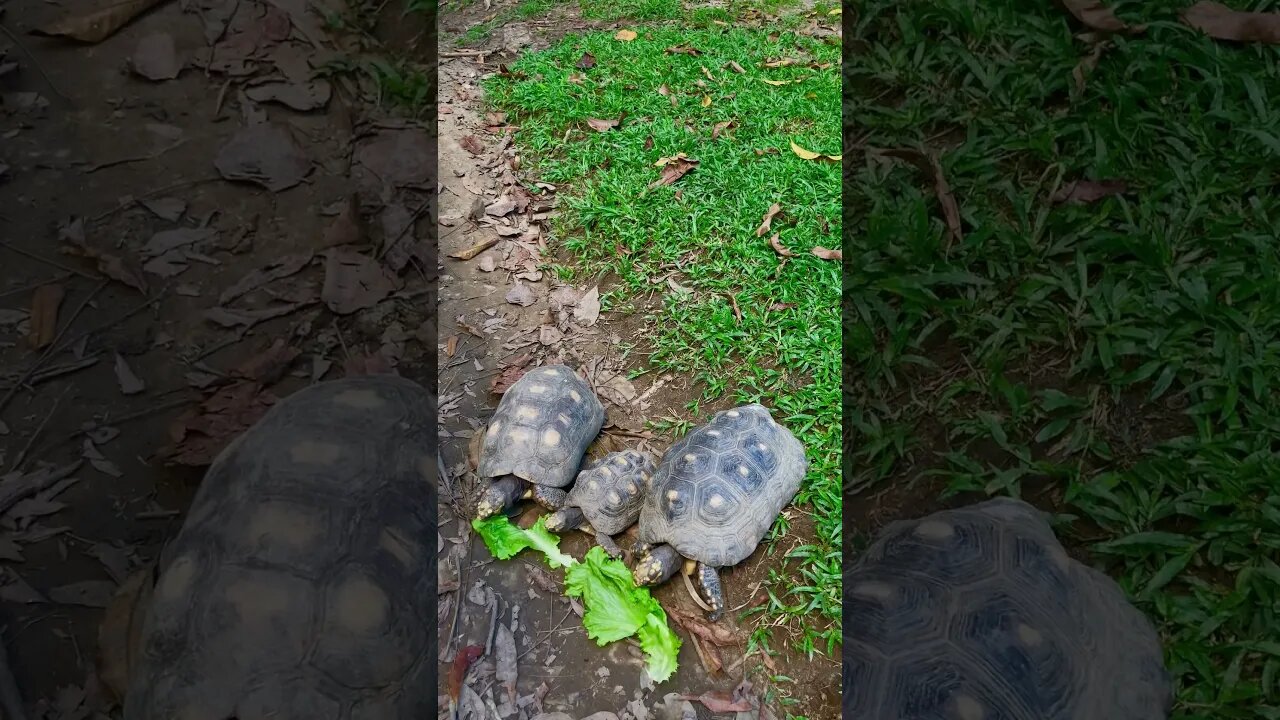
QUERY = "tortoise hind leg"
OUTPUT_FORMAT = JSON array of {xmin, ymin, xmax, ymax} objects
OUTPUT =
[
  {"xmin": 694, "ymin": 563, "xmax": 725, "ymax": 621},
  {"xmin": 527, "ymin": 484, "xmax": 567, "ymax": 511}
]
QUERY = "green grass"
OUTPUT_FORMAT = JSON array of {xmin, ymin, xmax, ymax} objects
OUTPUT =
[
  {"xmin": 851, "ymin": 1, "xmax": 1280, "ymax": 717},
  {"xmin": 486, "ymin": 23, "xmax": 842, "ymax": 654}
]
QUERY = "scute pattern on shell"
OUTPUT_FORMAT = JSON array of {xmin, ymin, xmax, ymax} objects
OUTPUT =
[
  {"xmin": 478, "ymin": 365, "xmax": 604, "ymax": 488},
  {"xmin": 567, "ymin": 449, "xmax": 657, "ymax": 535},
  {"xmin": 638, "ymin": 404, "xmax": 806, "ymax": 567},
  {"xmin": 124, "ymin": 375, "xmax": 436, "ymax": 720},
  {"xmin": 844, "ymin": 498, "xmax": 1172, "ymax": 720}
]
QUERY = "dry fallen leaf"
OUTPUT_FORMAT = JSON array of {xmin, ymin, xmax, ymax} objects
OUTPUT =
[
  {"xmin": 495, "ymin": 623, "xmax": 518, "ymax": 703},
  {"xmin": 219, "ymin": 253, "xmax": 312, "ymax": 305},
  {"xmin": 33, "ymin": 0, "xmax": 167, "ymax": 43},
  {"xmin": 505, "ymin": 283, "xmax": 536, "ymax": 307},
  {"xmin": 666, "ymin": 45, "xmax": 702, "ymax": 56},
  {"xmin": 214, "ymin": 123, "xmax": 310, "ymax": 192},
  {"xmin": 235, "ymin": 339, "xmax": 300, "ymax": 385},
  {"xmin": 811, "ymin": 246, "xmax": 842, "ymax": 261},
  {"xmin": 762, "ymin": 78, "xmax": 793, "ymax": 86},
  {"xmin": 614, "ymin": 28, "xmax": 638, "ymax": 41},
  {"xmin": 448, "ymin": 646, "xmax": 485, "ymax": 703},
  {"xmin": 1062, "ymin": 0, "xmax": 1145, "ymax": 33},
  {"xmin": 1181, "ymin": 1, "xmax": 1280, "ymax": 42},
  {"xmin": 60, "ymin": 237, "xmax": 148, "ymax": 293},
  {"xmin": 574, "ymin": 286, "xmax": 601, "ymax": 326},
  {"xmin": 648, "ymin": 157, "xmax": 698, "ymax": 189},
  {"xmin": 321, "ymin": 249, "xmax": 397, "ymax": 315},
  {"xmin": 460, "ymin": 135, "xmax": 485, "ymax": 155},
  {"xmin": 725, "ymin": 60, "xmax": 745, "ymax": 73},
  {"xmin": 586, "ymin": 117, "xmax": 620, "ymax": 132},
  {"xmin": 50, "ymin": 580, "xmax": 117, "ymax": 608},
  {"xmin": 882, "ymin": 148, "xmax": 964, "ymax": 247},
  {"xmin": 114, "ymin": 354, "xmax": 146, "ymax": 395},
  {"xmin": 491, "ymin": 358, "xmax": 533, "ymax": 394},
  {"xmin": 657, "ymin": 84, "xmax": 670, "ymax": 96},
  {"xmin": 789, "ymin": 139, "xmax": 838, "ymax": 161},
  {"xmin": 679, "ymin": 693, "xmax": 753, "ymax": 714},
  {"xmin": 445, "ymin": 336, "xmax": 458, "ymax": 357},
  {"xmin": 1072, "ymin": 39, "xmax": 1110, "ymax": 93},
  {"xmin": 131, "ymin": 32, "xmax": 182, "ymax": 81},
  {"xmin": 768, "ymin": 233, "xmax": 793, "ymax": 257},
  {"xmin": 97, "ymin": 567, "xmax": 154, "ymax": 703},
  {"xmin": 166, "ymin": 382, "xmax": 277, "ymax": 465},
  {"xmin": 1052, "ymin": 179, "xmax": 1130, "ymax": 204},
  {"xmin": 711, "ymin": 120, "xmax": 734, "ymax": 140},
  {"xmin": 576, "ymin": 52, "xmax": 597, "ymax": 69},
  {"xmin": 27, "ymin": 284, "xmax": 64, "ymax": 349},
  {"xmin": 701, "ymin": 95, "xmax": 712, "ymax": 107},
  {"xmin": 756, "ymin": 203, "xmax": 782, "ymax": 237}
]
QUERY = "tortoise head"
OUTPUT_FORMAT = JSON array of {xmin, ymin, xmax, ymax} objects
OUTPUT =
[{"xmin": 475, "ymin": 476, "xmax": 526, "ymax": 519}]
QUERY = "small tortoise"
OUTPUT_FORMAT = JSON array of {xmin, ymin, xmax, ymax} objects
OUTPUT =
[
  {"xmin": 633, "ymin": 404, "xmax": 806, "ymax": 620},
  {"xmin": 475, "ymin": 364, "xmax": 605, "ymax": 519},
  {"xmin": 544, "ymin": 449, "xmax": 657, "ymax": 558},
  {"xmin": 845, "ymin": 497, "xmax": 1172, "ymax": 720},
  {"xmin": 120, "ymin": 375, "xmax": 436, "ymax": 720}
]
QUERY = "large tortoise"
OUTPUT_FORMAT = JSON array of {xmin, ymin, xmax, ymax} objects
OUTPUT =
[
  {"xmin": 474, "ymin": 364, "xmax": 604, "ymax": 519},
  {"xmin": 845, "ymin": 497, "xmax": 1172, "ymax": 720},
  {"xmin": 114, "ymin": 374, "xmax": 436, "ymax": 720},
  {"xmin": 544, "ymin": 449, "xmax": 657, "ymax": 558},
  {"xmin": 633, "ymin": 404, "xmax": 806, "ymax": 620}
]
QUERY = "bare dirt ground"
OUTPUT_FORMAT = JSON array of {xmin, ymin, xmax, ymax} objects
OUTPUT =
[
  {"xmin": 435, "ymin": 4, "xmax": 838, "ymax": 720},
  {"xmin": 0, "ymin": 0, "xmax": 433, "ymax": 716}
]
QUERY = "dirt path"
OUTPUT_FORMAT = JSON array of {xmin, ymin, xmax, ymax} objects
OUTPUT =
[
  {"xmin": 435, "ymin": 5, "xmax": 838, "ymax": 720},
  {"xmin": 0, "ymin": 0, "xmax": 433, "ymax": 715}
]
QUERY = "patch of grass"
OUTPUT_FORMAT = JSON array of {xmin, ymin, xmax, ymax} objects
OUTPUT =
[
  {"xmin": 579, "ymin": 0, "xmax": 681, "ymax": 21},
  {"xmin": 851, "ymin": 1, "xmax": 1280, "ymax": 716},
  {"xmin": 487, "ymin": 24, "xmax": 842, "ymax": 654}
]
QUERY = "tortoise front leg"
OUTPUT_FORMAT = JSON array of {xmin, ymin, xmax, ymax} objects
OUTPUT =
[
  {"xmin": 543, "ymin": 505, "xmax": 586, "ymax": 533},
  {"xmin": 694, "ymin": 563, "xmax": 725, "ymax": 621},
  {"xmin": 633, "ymin": 543, "xmax": 681, "ymax": 586},
  {"xmin": 527, "ymin": 484, "xmax": 567, "ymax": 511},
  {"xmin": 594, "ymin": 532, "xmax": 623, "ymax": 560},
  {"xmin": 475, "ymin": 476, "xmax": 529, "ymax": 519}
]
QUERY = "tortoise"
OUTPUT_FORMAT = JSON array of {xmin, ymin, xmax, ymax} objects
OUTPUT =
[
  {"xmin": 633, "ymin": 404, "xmax": 806, "ymax": 621},
  {"xmin": 474, "ymin": 364, "xmax": 605, "ymax": 519},
  {"xmin": 115, "ymin": 374, "xmax": 436, "ymax": 720},
  {"xmin": 544, "ymin": 449, "xmax": 657, "ymax": 558},
  {"xmin": 845, "ymin": 497, "xmax": 1173, "ymax": 720}
]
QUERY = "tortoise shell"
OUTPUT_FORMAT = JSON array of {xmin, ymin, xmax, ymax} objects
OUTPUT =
[
  {"xmin": 637, "ymin": 404, "xmax": 806, "ymax": 567},
  {"xmin": 478, "ymin": 364, "xmax": 604, "ymax": 489},
  {"xmin": 566, "ymin": 449, "xmax": 656, "ymax": 535},
  {"xmin": 123, "ymin": 375, "xmax": 436, "ymax": 720},
  {"xmin": 844, "ymin": 498, "xmax": 1172, "ymax": 720}
]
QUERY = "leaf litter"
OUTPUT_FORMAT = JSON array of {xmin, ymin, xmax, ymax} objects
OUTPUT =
[
  {"xmin": 27, "ymin": 284, "xmax": 64, "ymax": 349},
  {"xmin": 881, "ymin": 147, "xmax": 964, "ymax": 246},
  {"xmin": 1181, "ymin": 1, "xmax": 1280, "ymax": 43},
  {"xmin": 214, "ymin": 123, "xmax": 311, "ymax": 192},
  {"xmin": 1052, "ymin": 179, "xmax": 1130, "ymax": 204},
  {"xmin": 32, "ymin": 0, "xmax": 167, "ymax": 43}
]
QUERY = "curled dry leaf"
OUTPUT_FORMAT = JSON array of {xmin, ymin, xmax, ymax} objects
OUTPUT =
[
  {"xmin": 1181, "ymin": 1, "xmax": 1280, "ymax": 43},
  {"xmin": 767, "ymin": 233, "xmax": 793, "ymax": 257},
  {"xmin": 882, "ymin": 148, "xmax": 964, "ymax": 247},
  {"xmin": 1052, "ymin": 179, "xmax": 1130, "ymax": 204},
  {"xmin": 614, "ymin": 28, "xmax": 637, "ymax": 41},
  {"xmin": 1061, "ymin": 0, "xmax": 1145, "ymax": 33},
  {"xmin": 789, "ymin": 139, "xmax": 839, "ymax": 161},
  {"xmin": 576, "ymin": 52, "xmax": 597, "ymax": 69},
  {"xmin": 755, "ymin": 203, "xmax": 782, "ymax": 237},
  {"xmin": 811, "ymin": 246, "xmax": 842, "ymax": 261},
  {"xmin": 586, "ymin": 117, "xmax": 620, "ymax": 132},
  {"xmin": 27, "ymin": 284, "xmax": 64, "ymax": 349},
  {"xmin": 665, "ymin": 45, "xmax": 702, "ymax": 56},
  {"xmin": 33, "ymin": 0, "xmax": 166, "ymax": 43},
  {"xmin": 711, "ymin": 120, "xmax": 734, "ymax": 140},
  {"xmin": 648, "ymin": 157, "xmax": 698, "ymax": 189},
  {"xmin": 725, "ymin": 60, "xmax": 745, "ymax": 73},
  {"xmin": 448, "ymin": 646, "xmax": 485, "ymax": 702}
]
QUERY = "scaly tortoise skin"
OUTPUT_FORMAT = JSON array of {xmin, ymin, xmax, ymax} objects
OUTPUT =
[
  {"xmin": 633, "ymin": 404, "xmax": 806, "ymax": 620},
  {"xmin": 123, "ymin": 375, "xmax": 436, "ymax": 720},
  {"xmin": 474, "ymin": 364, "xmax": 604, "ymax": 519},
  {"xmin": 844, "ymin": 497, "xmax": 1172, "ymax": 720},
  {"xmin": 544, "ymin": 449, "xmax": 656, "ymax": 558}
]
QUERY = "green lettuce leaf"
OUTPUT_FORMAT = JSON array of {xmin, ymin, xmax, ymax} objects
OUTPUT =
[
  {"xmin": 565, "ymin": 546, "xmax": 682, "ymax": 681},
  {"xmin": 471, "ymin": 516, "xmax": 575, "ymax": 569}
]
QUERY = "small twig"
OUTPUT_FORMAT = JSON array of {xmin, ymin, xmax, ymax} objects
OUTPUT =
[
  {"xmin": 1, "ymin": 355, "xmax": 100, "ymax": 391},
  {"xmin": 84, "ymin": 139, "xmax": 186, "ymax": 173},
  {"xmin": 485, "ymin": 589, "xmax": 501, "ymax": 655},
  {"xmin": 88, "ymin": 175, "xmax": 221, "ymax": 223},
  {"xmin": 0, "ymin": 240, "xmax": 99, "ymax": 280},
  {"xmin": 7, "ymin": 386, "xmax": 70, "ymax": 473},
  {"xmin": 0, "ymin": 22, "xmax": 69, "ymax": 106},
  {"xmin": 134, "ymin": 509, "xmax": 181, "ymax": 520},
  {"xmin": 516, "ymin": 606, "xmax": 573, "ymax": 661},
  {"xmin": 67, "ymin": 394, "xmax": 194, "ymax": 442},
  {"xmin": 446, "ymin": 532, "xmax": 473, "ymax": 657},
  {"xmin": 0, "ymin": 274, "xmax": 73, "ymax": 299},
  {"xmin": 0, "ymin": 280, "xmax": 108, "ymax": 418},
  {"xmin": 440, "ymin": 50, "xmax": 488, "ymax": 58}
]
